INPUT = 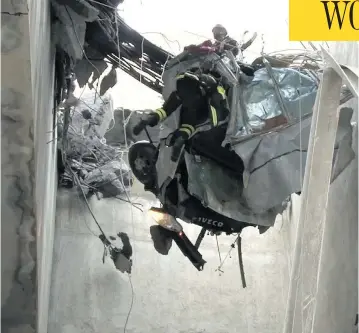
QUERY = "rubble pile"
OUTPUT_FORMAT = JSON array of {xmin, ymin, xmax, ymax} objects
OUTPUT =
[
  {"xmin": 59, "ymin": 90, "xmax": 133, "ymax": 198},
  {"xmin": 51, "ymin": 0, "xmax": 173, "ymax": 191}
]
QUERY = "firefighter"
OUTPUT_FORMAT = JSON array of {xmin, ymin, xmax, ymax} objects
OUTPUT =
[
  {"xmin": 212, "ymin": 24, "xmax": 239, "ymax": 57},
  {"xmin": 133, "ymin": 69, "xmax": 230, "ymax": 162}
]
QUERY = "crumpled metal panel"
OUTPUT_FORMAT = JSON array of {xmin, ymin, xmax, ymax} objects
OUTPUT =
[
  {"xmin": 233, "ymin": 107, "xmax": 354, "ymax": 213},
  {"xmin": 244, "ymin": 68, "xmax": 317, "ymax": 128},
  {"xmin": 159, "ymin": 56, "xmax": 355, "ymax": 220},
  {"xmin": 155, "ymin": 141, "xmax": 179, "ymax": 190},
  {"xmin": 225, "ymin": 67, "xmax": 318, "ymax": 141},
  {"xmin": 185, "ymin": 108, "xmax": 354, "ymax": 218},
  {"xmin": 184, "ymin": 153, "xmax": 281, "ymax": 226}
]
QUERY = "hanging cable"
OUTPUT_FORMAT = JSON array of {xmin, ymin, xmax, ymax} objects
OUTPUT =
[
  {"xmin": 114, "ymin": 10, "xmax": 136, "ymax": 333},
  {"xmin": 215, "ymin": 235, "xmax": 222, "ymax": 268},
  {"xmin": 123, "ymin": 274, "xmax": 134, "ymax": 333},
  {"xmin": 215, "ymin": 234, "xmax": 239, "ymax": 273}
]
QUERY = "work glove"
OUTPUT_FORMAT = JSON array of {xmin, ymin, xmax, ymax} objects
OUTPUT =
[
  {"xmin": 133, "ymin": 113, "xmax": 159, "ymax": 136},
  {"xmin": 239, "ymin": 63, "xmax": 255, "ymax": 77},
  {"xmin": 171, "ymin": 136, "xmax": 186, "ymax": 162}
]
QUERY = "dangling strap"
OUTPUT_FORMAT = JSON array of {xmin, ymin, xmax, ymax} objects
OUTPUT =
[{"xmin": 237, "ymin": 235, "xmax": 247, "ymax": 288}]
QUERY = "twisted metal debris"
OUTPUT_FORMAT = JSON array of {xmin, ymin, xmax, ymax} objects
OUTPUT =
[{"xmin": 58, "ymin": 88, "xmax": 133, "ymax": 198}]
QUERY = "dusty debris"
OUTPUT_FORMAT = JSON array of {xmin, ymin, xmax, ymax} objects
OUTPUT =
[
  {"xmin": 70, "ymin": 89, "xmax": 114, "ymax": 137},
  {"xmin": 51, "ymin": 0, "xmax": 171, "ymax": 104},
  {"xmin": 58, "ymin": 87, "xmax": 133, "ymax": 198},
  {"xmin": 84, "ymin": 160, "xmax": 132, "ymax": 197}
]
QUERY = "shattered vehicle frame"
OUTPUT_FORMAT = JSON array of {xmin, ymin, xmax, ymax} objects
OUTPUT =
[{"xmin": 158, "ymin": 49, "xmax": 355, "ymax": 227}]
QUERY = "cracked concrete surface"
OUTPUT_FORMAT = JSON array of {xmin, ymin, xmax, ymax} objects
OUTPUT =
[
  {"xmin": 1, "ymin": 12, "xmax": 29, "ymax": 15},
  {"xmin": 1, "ymin": 3, "xmax": 37, "ymax": 331},
  {"xmin": 1, "ymin": 0, "xmax": 57, "ymax": 332}
]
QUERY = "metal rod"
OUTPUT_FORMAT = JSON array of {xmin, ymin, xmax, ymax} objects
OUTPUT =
[
  {"xmin": 194, "ymin": 227, "xmax": 206, "ymax": 249},
  {"xmin": 237, "ymin": 236, "xmax": 246, "ymax": 288}
]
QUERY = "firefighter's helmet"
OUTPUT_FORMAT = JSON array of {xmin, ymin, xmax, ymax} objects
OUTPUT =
[{"xmin": 212, "ymin": 24, "xmax": 228, "ymax": 40}]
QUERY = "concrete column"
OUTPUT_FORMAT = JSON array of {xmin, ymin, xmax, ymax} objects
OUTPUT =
[
  {"xmin": 1, "ymin": 0, "xmax": 57, "ymax": 332},
  {"xmin": 283, "ymin": 43, "xmax": 358, "ymax": 333}
]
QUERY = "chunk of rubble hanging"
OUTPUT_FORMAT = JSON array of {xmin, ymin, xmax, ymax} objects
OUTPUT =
[
  {"xmin": 58, "ymin": 89, "xmax": 133, "ymax": 198},
  {"xmin": 51, "ymin": 0, "xmax": 172, "ymax": 102}
]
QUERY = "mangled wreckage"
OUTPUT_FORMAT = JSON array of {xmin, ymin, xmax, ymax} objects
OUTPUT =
[{"xmin": 129, "ymin": 45, "xmax": 356, "ymax": 280}]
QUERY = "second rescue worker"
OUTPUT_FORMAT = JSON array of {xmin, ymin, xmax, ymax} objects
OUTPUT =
[{"xmin": 212, "ymin": 24, "xmax": 239, "ymax": 57}]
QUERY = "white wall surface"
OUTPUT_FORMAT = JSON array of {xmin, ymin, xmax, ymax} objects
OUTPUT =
[
  {"xmin": 1, "ymin": 0, "xmax": 57, "ymax": 332},
  {"xmin": 282, "ymin": 42, "xmax": 358, "ymax": 333},
  {"xmin": 50, "ymin": 189, "xmax": 291, "ymax": 333},
  {"xmin": 28, "ymin": 0, "xmax": 58, "ymax": 331}
]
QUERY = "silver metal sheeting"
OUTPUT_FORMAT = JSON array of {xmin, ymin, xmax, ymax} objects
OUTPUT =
[
  {"xmin": 159, "ymin": 55, "xmax": 355, "ymax": 224},
  {"xmin": 185, "ymin": 108, "xmax": 354, "ymax": 224}
]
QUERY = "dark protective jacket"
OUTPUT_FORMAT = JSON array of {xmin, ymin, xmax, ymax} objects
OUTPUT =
[
  {"xmin": 213, "ymin": 35, "xmax": 239, "ymax": 57},
  {"xmin": 152, "ymin": 71, "xmax": 230, "ymax": 139}
]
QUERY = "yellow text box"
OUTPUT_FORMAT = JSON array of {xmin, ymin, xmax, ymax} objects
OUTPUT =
[{"xmin": 289, "ymin": 0, "xmax": 359, "ymax": 40}]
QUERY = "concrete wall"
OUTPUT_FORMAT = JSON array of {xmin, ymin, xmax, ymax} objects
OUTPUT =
[
  {"xmin": 310, "ymin": 41, "xmax": 358, "ymax": 333},
  {"xmin": 282, "ymin": 42, "xmax": 358, "ymax": 333},
  {"xmin": 50, "ymin": 188, "xmax": 290, "ymax": 333},
  {"xmin": 1, "ymin": 0, "xmax": 57, "ymax": 332},
  {"xmin": 28, "ymin": 0, "xmax": 58, "ymax": 332}
]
